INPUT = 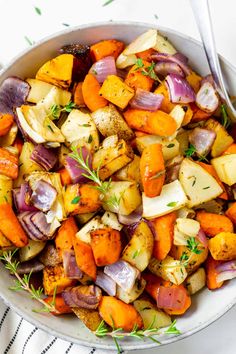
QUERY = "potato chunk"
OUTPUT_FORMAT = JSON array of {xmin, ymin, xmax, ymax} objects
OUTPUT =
[
  {"xmin": 92, "ymin": 135, "xmax": 134, "ymax": 180},
  {"xmin": 91, "ymin": 104, "xmax": 134, "ymax": 141},
  {"xmin": 205, "ymin": 119, "xmax": 233, "ymax": 157},
  {"xmin": 186, "ymin": 268, "xmax": 206, "ymax": 295},
  {"xmin": 134, "ymin": 298, "xmax": 171, "ymax": 329},
  {"xmin": 122, "ymin": 221, "xmax": 153, "ymax": 271},
  {"xmin": 43, "ymin": 264, "xmax": 75, "ymax": 295}
]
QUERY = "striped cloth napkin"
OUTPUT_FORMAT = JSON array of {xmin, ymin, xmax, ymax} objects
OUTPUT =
[{"xmin": 0, "ymin": 300, "xmax": 119, "ymax": 354}]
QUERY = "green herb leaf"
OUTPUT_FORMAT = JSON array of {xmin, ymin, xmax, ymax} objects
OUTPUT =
[
  {"xmin": 167, "ymin": 143, "xmax": 175, "ymax": 148},
  {"xmin": 24, "ymin": 36, "xmax": 35, "ymax": 46},
  {"xmin": 88, "ymin": 134, "xmax": 93, "ymax": 143},
  {"xmin": 154, "ymin": 14, "xmax": 159, "ymax": 19},
  {"xmin": 167, "ymin": 201, "xmax": 177, "ymax": 207},
  {"xmin": 187, "ymin": 237, "xmax": 203, "ymax": 255},
  {"xmin": 185, "ymin": 144, "xmax": 196, "ymax": 158},
  {"xmin": 165, "ymin": 320, "xmax": 181, "ymax": 335},
  {"xmin": 221, "ymin": 103, "xmax": 231, "ymax": 129},
  {"xmin": 132, "ymin": 249, "xmax": 140, "ymax": 259},
  {"xmin": 71, "ymin": 196, "xmax": 81, "ymax": 204},
  {"xmin": 34, "ymin": 6, "xmax": 42, "ymax": 15},
  {"xmin": 62, "ymin": 23, "xmax": 70, "ymax": 27},
  {"xmin": 203, "ymin": 186, "xmax": 210, "ymax": 190},
  {"xmin": 47, "ymin": 125, "xmax": 54, "ymax": 132},
  {"xmin": 103, "ymin": 0, "xmax": 115, "ymax": 6}
]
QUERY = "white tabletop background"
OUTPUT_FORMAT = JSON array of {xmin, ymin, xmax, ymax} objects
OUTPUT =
[{"xmin": 0, "ymin": 0, "xmax": 236, "ymax": 353}]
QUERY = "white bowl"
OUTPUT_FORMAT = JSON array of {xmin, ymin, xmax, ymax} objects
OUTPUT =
[{"xmin": 0, "ymin": 21, "xmax": 236, "ymax": 352}]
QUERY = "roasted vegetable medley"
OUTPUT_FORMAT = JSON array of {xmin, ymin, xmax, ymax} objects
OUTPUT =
[{"xmin": 1, "ymin": 29, "xmax": 236, "ymax": 348}]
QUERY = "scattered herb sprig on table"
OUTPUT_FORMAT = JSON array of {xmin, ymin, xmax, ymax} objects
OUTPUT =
[
  {"xmin": 0, "ymin": 250, "xmax": 59, "ymax": 314},
  {"xmin": 94, "ymin": 319, "xmax": 181, "ymax": 353}
]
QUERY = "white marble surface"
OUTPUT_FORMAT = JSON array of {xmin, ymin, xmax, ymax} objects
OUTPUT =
[{"xmin": 0, "ymin": 0, "xmax": 236, "ymax": 353}]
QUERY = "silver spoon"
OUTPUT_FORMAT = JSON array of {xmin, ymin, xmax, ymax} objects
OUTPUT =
[{"xmin": 190, "ymin": 0, "xmax": 236, "ymax": 121}]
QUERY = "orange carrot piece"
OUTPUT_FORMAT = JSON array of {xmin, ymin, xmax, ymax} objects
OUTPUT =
[
  {"xmin": 144, "ymin": 273, "xmax": 191, "ymax": 315},
  {"xmin": 197, "ymin": 162, "xmax": 228, "ymax": 200},
  {"xmin": 196, "ymin": 211, "xmax": 233, "ymax": 237},
  {"xmin": 124, "ymin": 109, "xmax": 177, "ymax": 137},
  {"xmin": 90, "ymin": 228, "xmax": 121, "ymax": 266},
  {"xmin": 0, "ymin": 147, "xmax": 18, "ymax": 179},
  {"xmin": 99, "ymin": 296, "xmax": 143, "ymax": 331},
  {"xmin": 13, "ymin": 137, "xmax": 24, "ymax": 155},
  {"xmin": 58, "ymin": 168, "xmax": 72, "ymax": 186},
  {"xmin": 45, "ymin": 294, "xmax": 73, "ymax": 315},
  {"xmin": 222, "ymin": 143, "xmax": 236, "ymax": 155},
  {"xmin": 143, "ymin": 273, "xmax": 162, "ymax": 299},
  {"xmin": 225, "ymin": 202, "xmax": 236, "ymax": 224},
  {"xmin": 90, "ymin": 39, "xmax": 124, "ymax": 62},
  {"xmin": 55, "ymin": 217, "xmax": 78, "ymax": 256},
  {"xmin": 134, "ymin": 131, "xmax": 148, "ymax": 137},
  {"xmin": 0, "ymin": 114, "xmax": 14, "ymax": 136},
  {"xmin": 206, "ymin": 256, "xmax": 224, "ymax": 290},
  {"xmin": 82, "ymin": 74, "xmax": 108, "ymax": 112},
  {"xmin": 140, "ymin": 143, "xmax": 165, "ymax": 197},
  {"xmin": 151, "ymin": 212, "xmax": 176, "ymax": 260},
  {"xmin": 72, "ymin": 237, "xmax": 96, "ymax": 280},
  {"xmin": 136, "ymin": 48, "xmax": 156, "ymax": 62},
  {"xmin": 73, "ymin": 82, "xmax": 85, "ymax": 106},
  {"xmin": 0, "ymin": 203, "xmax": 28, "ymax": 247},
  {"xmin": 190, "ymin": 102, "xmax": 212, "ymax": 122},
  {"xmin": 125, "ymin": 61, "xmax": 154, "ymax": 91}
]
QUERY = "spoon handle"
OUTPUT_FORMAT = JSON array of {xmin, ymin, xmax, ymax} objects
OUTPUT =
[{"xmin": 190, "ymin": 0, "xmax": 236, "ymax": 120}]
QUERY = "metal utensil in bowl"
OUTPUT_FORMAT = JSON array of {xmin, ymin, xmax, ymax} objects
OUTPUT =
[{"xmin": 190, "ymin": 0, "xmax": 236, "ymax": 121}]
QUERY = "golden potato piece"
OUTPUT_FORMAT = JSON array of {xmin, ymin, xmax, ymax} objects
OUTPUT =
[{"xmin": 72, "ymin": 308, "xmax": 102, "ymax": 331}]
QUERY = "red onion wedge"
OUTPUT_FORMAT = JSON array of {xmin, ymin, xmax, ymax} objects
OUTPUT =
[
  {"xmin": 13, "ymin": 184, "xmax": 37, "ymax": 213},
  {"xmin": 30, "ymin": 145, "xmax": 58, "ymax": 171},
  {"xmin": 18, "ymin": 212, "xmax": 45, "ymax": 241},
  {"xmin": 0, "ymin": 77, "xmax": 30, "ymax": 115},
  {"xmin": 89, "ymin": 56, "xmax": 117, "ymax": 84},
  {"xmin": 30, "ymin": 180, "xmax": 57, "ymax": 212},
  {"xmin": 165, "ymin": 74, "xmax": 196, "ymax": 103},
  {"xmin": 95, "ymin": 270, "xmax": 116, "ymax": 296},
  {"xmin": 196, "ymin": 228, "xmax": 208, "ymax": 248},
  {"xmin": 62, "ymin": 250, "xmax": 83, "ymax": 280},
  {"xmin": 17, "ymin": 260, "xmax": 44, "ymax": 274},
  {"xmin": 118, "ymin": 205, "xmax": 142, "ymax": 225},
  {"xmin": 156, "ymin": 285, "xmax": 188, "ymax": 310},
  {"xmin": 173, "ymin": 52, "xmax": 189, "ymax": 65},
  {"xmin": 151, "ymin": 52, "xmax": 190, "ymax": 76},
  {"xmin": 154, "ymin": 62, "xmax": 185, "ymax": 78},
  {"xmin": 18, "ymin": 211, "xmax": 56, "ymax": 241},
  {"xmin": 62, "ymin": 285, "xmax": 102, "ymax": 309},
  {"xmin": 104, "ymin": 260, "xmax": 140, "ymax": 292},
  {"xmin": 216, "ymin": 260, "xmax": 236, "ymax": 283},
  {"xmin": 130, "ymin": 88, "xmax": 163, "ymax": 111},
  {"xmin": 196, "ymin": 82, "xmax": 219, "ymax": 113},
  {"xmin": 65, "ymin": 147, "xmax": 92, "ymax": 183},
  {"xmin": 189, "ymin": 127, "xmax": 216, "ymax": 156}
]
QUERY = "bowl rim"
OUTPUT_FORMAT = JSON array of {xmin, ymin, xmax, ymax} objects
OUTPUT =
[{"xmin": 1, "ymin": 20, "xmax": 236, "ymax": 351}]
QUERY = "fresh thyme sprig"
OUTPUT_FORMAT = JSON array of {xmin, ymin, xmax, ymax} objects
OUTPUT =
[
  {"xmin": 48, "ymin": 101, "xmax": 76, "ymax": 120},
  {"xmin": 135, "ymin": 58, "xmax": 162, "ymax": 83},
  {"xmin": 69, "ymin": 147, "xmax": 111, "ymax": 196},
  {"xmin": 0, "ymin": 250, "xmax": 59, "ymax": 314},
  {"xmin": 94, "ymin": 319, "xmax": 180, "ymax": 353},
  {"xmin": 187, "ymin": 237, "xmax": 203, "ymax": 255},
  {"xmin": 184, "ymin": 144, "xmax": 208, "ymax": 162},
  {"xmin": 105, "ymin": 194, "xmax": 121, "ymax": 210}
]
